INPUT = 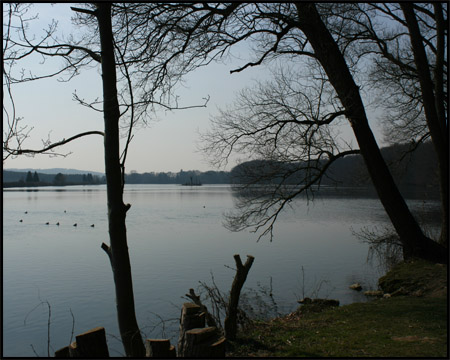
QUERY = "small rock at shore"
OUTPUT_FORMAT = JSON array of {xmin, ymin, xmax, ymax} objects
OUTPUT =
[{"xmin": 349, "ymin": 283, "xmax": 362, "ymax": 291}]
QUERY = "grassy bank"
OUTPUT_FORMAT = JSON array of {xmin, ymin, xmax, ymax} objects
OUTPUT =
[{"xmin": 228, "ymin": 260, "xmax": 447, "ymax": 357}]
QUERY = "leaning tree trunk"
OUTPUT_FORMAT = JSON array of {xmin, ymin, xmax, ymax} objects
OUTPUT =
[
  {"xmin": 400, "ymin": 3, "xmax": 448, "ymax": 249},
  {"xmin": 296, "ymin": 3, "xmax": 447, "ymax": 264},
  {"xmin": 97, "ymin": 4, "xmax": 145, "ymax": 357}
]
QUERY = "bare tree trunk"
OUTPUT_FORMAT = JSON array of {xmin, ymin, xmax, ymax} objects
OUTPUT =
[
  {"xmin": 224, "ymin": 254, "xmax": 255, "ymax": 340},
  {"xmin": 296, "ymin": 3, "xmax": 447, "ymax": 264},
  {"xmin": 97, "ymin": 3, "xmax": 145, "ymax": 357},
  {"xmin": 400, "ymin": 3, "xmax": 448, "ymax": 249}
]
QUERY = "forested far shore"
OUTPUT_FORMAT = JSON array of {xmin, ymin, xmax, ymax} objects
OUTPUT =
[
  {"xmin": 3, "ymin": 171, "xmax": 104, "ymax": 188},
  {"xmin": 3, "ymin": 141, "xmax": 440, "ymax": 193}
]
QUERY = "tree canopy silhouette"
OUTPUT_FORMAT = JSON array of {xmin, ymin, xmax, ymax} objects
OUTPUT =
[{"xmin": 179, "ymin": 3, "xmax": 447, "ymax": 263}]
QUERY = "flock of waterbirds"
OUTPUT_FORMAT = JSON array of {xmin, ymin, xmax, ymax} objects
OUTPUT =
[{"xmin": 19, "ymin": 210, "xmax": 95, "ymax": 228}]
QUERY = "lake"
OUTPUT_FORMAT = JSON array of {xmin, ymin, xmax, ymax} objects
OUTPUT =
[{"xmin": 2, "ymin": 184, "xmax": 440, "ymax": 357}]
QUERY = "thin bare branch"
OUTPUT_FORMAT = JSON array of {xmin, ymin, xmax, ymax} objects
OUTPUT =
[
  {"xmin": 70, "ymin": 6, "xmax": 97, "ymax": 17},
  {"xmin": 5, "ymin": 131, "xmax": 104, "ymax": 157}
]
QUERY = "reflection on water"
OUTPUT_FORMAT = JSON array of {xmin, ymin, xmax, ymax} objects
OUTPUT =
[{"xmin": 3, "ymin": 184, "xmax": 440, "ymax": 357}]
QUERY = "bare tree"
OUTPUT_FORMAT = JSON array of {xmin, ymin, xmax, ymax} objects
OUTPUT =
[
  {"xmin": 320, "ymin": 3, "xmax": 448, "ymax": 247},
  {"xmin": 294, "ymin": 3, "xmax": 446, "ymax": 263},
  {"xmin": 400, "ymin": 3, "xmax": 448, "ymax": 248},
  {"xmin": 224, "ymin": 254, "xmax": 255, "ymax": 340},
  {"xmin": 202, "ymin": 65, "xmax": 356, "ymax": 239},
  {"xmin": 156, "ymin": 2, "xmax": 447, "ymax": 262},
  {"xmin": 3, "ymin": 3, "xmax": 209, "ymax": 356}
]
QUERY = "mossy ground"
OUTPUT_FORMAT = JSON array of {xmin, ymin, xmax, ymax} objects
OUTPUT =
[
  {"xmin": 227, "ymin": 260, "xmax": 448, "ymax": 357},
  {"xmin": 378, "ymin": 259, "xmax": 447, "ymax": 297}
]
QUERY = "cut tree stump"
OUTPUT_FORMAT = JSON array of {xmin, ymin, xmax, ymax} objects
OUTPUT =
[
  {"xmin": 182, "ymin": 327, "xmax": 225, "ymax": 357},
  {"xmin": 177, "ymin": 303, "xmax": 205, "ymax": 355},
  {"xmin": 59, "ymin": 326, "xmax": 109, "ymax": 358},
  {"xmin": 145, "ymin": 339, "xmax": 176, "ymax": 357},
  {"xmin": 178, "ymin": 303, "xmax": 225, "ymax": 357},
  {"xmin": 185, "ymin": 288, "xmax": 218, "ymax": 328},
  {"xmin": 54, "ymin": 346, "xmax": 70, "ymax": 357}
]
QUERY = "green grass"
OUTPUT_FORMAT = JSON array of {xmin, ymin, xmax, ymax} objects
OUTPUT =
[
  {"xmin": 229, "ymin": 297, "xmax": 447, "ymax": 357},
  {"xmin": 228, "ymin": 260, "xmax": 448, "ymax": 357}
]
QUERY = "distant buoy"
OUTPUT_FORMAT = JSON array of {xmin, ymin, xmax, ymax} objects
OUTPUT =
[
  {"xmin": 19, "ymin": 219, "xmax": 23, "ymax": 222},
  {"xmin": 25, "ymin": 211, "xmax": 28, "ymax": 214},
  {"xmin": 56, "ymin": 222, "xmax": 60, "ymax": 226},
  {"xmin": 64, "ymin": 210, "xmax": 66, "ymax": 213},
  {"xmin": 73, "ymin": 223, "xmax": 77, "ymax": 227},
  {"xmin": 45, "ymin": 222, "xmax": 49, "ymax": 225},
  {"xmin": 90, "ymin": 224, "xmax": 95, "ymax": 228}
]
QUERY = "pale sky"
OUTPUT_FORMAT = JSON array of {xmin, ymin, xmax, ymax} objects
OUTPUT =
[{"xmin": 3, "ymin": 3, "xmax": 384, "ymax": 174}]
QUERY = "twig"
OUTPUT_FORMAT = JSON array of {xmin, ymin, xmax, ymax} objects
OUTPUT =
[
  {"xmin": 24, "ymin": 299, "xmax": 52, "ymax": 357},
  {"xmin": 105, "ymin": 333, "xmax": 125, "ymax": 357},
  {"xmin": 46, "ymin": 301, "xmax": 51, "ymax": 357},
  {"xmin": 301, "ymin": 266, "xmax": 305, "ymax": 300},
  {"xmin": 30, "ymin": 344, "xmax": 40, "ymax": 357},
  {"xmin": 142, "ymin": 312, "xmax": 179, "ymax": 341},
  {"xmin": 23, "ymin": 302, "xmax": 44, "ymax": 326},
  {"xmin": 69, "ymin": 308, "xmax": 75, "ymax": 346}
]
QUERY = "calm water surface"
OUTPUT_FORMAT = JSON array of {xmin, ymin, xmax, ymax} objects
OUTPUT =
[{"xmin": 3, "ymin": 184, "xmax": 440, "ymax": 357}]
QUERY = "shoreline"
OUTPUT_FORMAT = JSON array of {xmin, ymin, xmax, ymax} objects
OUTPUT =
[{"xmin": 227, "ymin": 259, "xmax": 447, "ymax": 357}]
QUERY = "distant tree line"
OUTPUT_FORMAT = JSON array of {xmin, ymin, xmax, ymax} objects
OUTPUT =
[
  {"xmin": 231, "ymin": 141, "xmax": 439, "ymax": 199},
  {"xmin": 3, "ymin": 142, "xmax": 439, "ymax": 193},
  {"xmin": 3, "ymin": 171, "xmax": 105, "ymax": 187},
  {"xmin": 117, "ymin": 141, "xmax": 442, "ymax": 194},
  {"xmin": 124, "ymin": 169, "xmax": 230, "ymax": 185}
]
